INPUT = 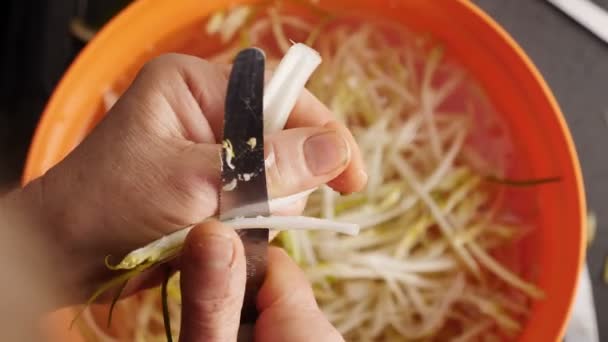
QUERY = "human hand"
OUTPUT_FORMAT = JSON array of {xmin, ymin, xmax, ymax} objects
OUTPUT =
[
  {"xmin": 18, "ymin": 53, "xmax": 366, "ymax": 303},
  {"xmin": 178, "ymin": 220, "xmax": 344, "ymax": 342}
]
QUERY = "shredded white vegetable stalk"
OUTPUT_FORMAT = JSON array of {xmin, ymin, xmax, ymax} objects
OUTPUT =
[
  {"xmin": 263, "ymin": 43, "xmax": 322, "ymax": 133},
  {"xmin": 256, "ymin": 6, "xmax": 539, "ymax": 341},
  {"xmin": 268, "ymin": 187, "xmax": 316, "ymax": 212},
  {"xmin": 112, "ymin": 215, "xmax": 359, "ymax": 270},
  {"xmin": 90, "ymin": 3, "xmax": 547, "ymax": 341}
]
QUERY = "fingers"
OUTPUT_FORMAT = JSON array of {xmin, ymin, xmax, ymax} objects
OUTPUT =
[
  {"xmin": 136, "ymin": 54, "xmax": 367, "ymax": 193},
  {"xmin": 255, "ymin": 247, "xmax": 344, "ymax": 342},
  {"xmin": 128, "ymin": 53, "xmax": 366, "ymax": 232},
  {"xmin": 179, "ymin": 220, "xmax": 246, "ymax": 342},
  {"xmin": 323, "ymin": 121, "xmax": 367, "ymax": 193},
  {"xmin": 139, "ymin": 54, "xmax": 335, "ymax": 140},
  {"xmin": 127, "ymin": 53, "xmax": 223, "ymax": 144},
  {"xmin": 286, "ymin": 90, "xmax": 367, "ymax": 193},
  {"xmin": 164, "ymin": 143, "xmax": 222, "ymax": 227},
  {"xmin": 285, "ymin": 88, "xmax": 333, "ymax": 128},
  {"xmin": 256, "ymin": 248, "xmax": 317, "ymax": 310}
]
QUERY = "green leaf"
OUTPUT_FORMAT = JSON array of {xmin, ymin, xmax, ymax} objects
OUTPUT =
[
  {"xmin": 161, "ymin": 267, "xmax": 173, "ymax": 342},
  {"xmin": 71, "ymin": 262, "xmax": 154, "ymax": 329},
  {"xmin": 107, "ymin": 280, "xmax": 128, "ymax": 327},
  {"xmin": 484, "ymin": 175, "xmax": 561, "ymax": 187}
]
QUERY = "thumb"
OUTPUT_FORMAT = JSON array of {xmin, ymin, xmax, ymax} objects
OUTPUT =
[
  {"xmin": 255, "ymin": 247, "xmax": 344, "ymax": 342},
  {"xmin": 179, "ymin": 220, "xmax": 246, "ymax": 342}
]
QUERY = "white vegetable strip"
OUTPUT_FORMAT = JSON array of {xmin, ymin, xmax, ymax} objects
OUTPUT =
[
  {"xmin": 334, "ymin": 297, "xmax": 372, "ymax": 335},
  {"xmin": 113, "ymin": 215, "xmax": 359, "ymax": 270},
  {"xmin": 462, "ymin": 291, "xmax": 522, "ymax": 332},
  {"xmin": 347, "ymin": 253, "xmax": 458, "ymax": 273},
  {"xmin": 268, "ymin": 187, "xmax": 317, "ymax": 212},
  {"xmin": 269, "ymin": 8, "xmax": 291, "ymax": 53},
  {"xmin": 226, "ymin": 215, "xmax": 359, "ymax": 235},
  {"xmin": 391, "ymin": 274, "xmax": 465, "ymax": 339},
  {"xmin": 261, "ymin": 42, "xmax": 324, "ymax": 207},
  {"xmin": 205, "ymin": 11, "xmax": 225, "ymax": 35},
  {"xmin": 468, "ymin": 243, "xmax": 544, "ymax": 299},
  {"xmin": 392, "ymin": 154, "xmax": 480, "ymax": 276},
  {"xmin": 451, "ymin": 320, "xmax": 493, "ymax": 342},
  {"xmin": 336, "ymin": 128, "xmax": 465, "ymax": 229},
  {"xmin": 102, "ymin": 90, "xmax": 119, "ymax": 112},
  {"xmin": 307, "ymin": 263, "xmax": 439, "ymax": 288},
  {"xmin": 297, "ymin": 230, "xmax": 318, "ymax": 266},
  {"xmin": 219, "ymin": 6, "xmax": 251, "ymax": 43},
  {"xmin": 431, "ymin": 71, "xmax": 465, "ymax": 109},
  {"xmin": 321, "ymin": 185, "xmax": 335, "ymax": 219},
  {"xmin": 263, "ymin": 43, "xmax": 322, "ymax": 133},
  {"xmin": 421, "ymin": 48, "xmax": 443, "ymax": 162}
]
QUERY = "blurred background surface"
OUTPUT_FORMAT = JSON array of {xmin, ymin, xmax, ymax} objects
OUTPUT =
[{"xmin": 0, "ymin": 0, "xmax": 607, "ymax": 339}]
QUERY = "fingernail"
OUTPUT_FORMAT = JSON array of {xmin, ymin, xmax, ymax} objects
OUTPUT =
[
  {"xmin": 183, "ymin": 231, "xmax": 235, "ymax": 301},
  {"xmin": 359, "ymin": 169, "xmax": 369, "ymax": 186},
  {"xmin": 187, "ymin": 233, "xmax": 234, "ymax": 270},
  {"xmin": 304, "ymin": 131, "xmax": 350, "ymax": 176}
]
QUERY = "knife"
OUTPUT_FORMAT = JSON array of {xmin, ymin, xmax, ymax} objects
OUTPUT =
[
  {"xmin": 546, "ymin": 0, "xmax": 608, "ymax": 45},
  {"xmin": 564, "ymin": 263, "xmax": 599, "ymax": 342},
  {"xmin": 219, "ymin": 47, "xmax": 270, "ymax": 338}
]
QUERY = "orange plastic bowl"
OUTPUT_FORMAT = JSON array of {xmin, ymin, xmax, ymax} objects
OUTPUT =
[{"xmin": 23, "ymin": 0, "xmax": 586, "ymax": 341}]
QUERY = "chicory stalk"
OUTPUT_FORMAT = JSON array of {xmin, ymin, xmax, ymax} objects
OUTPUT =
[
  {"xmin": 110, "ymin": 216, "xmax": 359, "ymax": 271},
  {"xmin": 268, "ymin": 187, "xmax": 316, "ymax": 212},
  {"xmin": 263, "ymin": 43, "xmax": 322, "ymax": 133}
]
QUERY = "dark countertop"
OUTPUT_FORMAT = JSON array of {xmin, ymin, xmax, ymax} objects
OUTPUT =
[
  {"xmin": 1, "ymin": 0, "xmax": 607, "ymax": 338},
  {"xmin": 473, "ymin": 0, "xmax": 608, "ymax": 339}
]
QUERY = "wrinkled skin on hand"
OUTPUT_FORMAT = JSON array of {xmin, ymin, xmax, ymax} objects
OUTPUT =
[{"xmin": 6, "ymin": 53, "xmax": 366, "ymax": 341}]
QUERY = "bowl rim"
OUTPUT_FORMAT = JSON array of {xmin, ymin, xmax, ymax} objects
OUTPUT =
[{"xmin": 451, "ymin": 3, "xmax": 587, "ymax": 339}]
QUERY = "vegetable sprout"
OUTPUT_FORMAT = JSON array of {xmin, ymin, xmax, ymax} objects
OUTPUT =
[{"xmin": 81, "ymin": 2, "xmax": 557, "ymax": 341}]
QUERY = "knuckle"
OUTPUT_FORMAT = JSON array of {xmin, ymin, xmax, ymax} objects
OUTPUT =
[
  {"xmin": 166, "ymin": 170, "xmax": 218, "ymax": 224},
  {"xmin": 265, "ymin": 137, "xmax": 310, "ymax": 195},
  {"xmin": 181, "ymin": 295, "xmax": 242, "ymax": 340},
  {"xmin": 264, "ymin": 140, "xmax": 281, "ymax": 188},
  {"xmin": 141, "ymin": 53, "xmax": 182, "ymax": 71}
]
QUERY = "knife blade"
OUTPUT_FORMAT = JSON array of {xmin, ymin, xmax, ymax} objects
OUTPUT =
[
  {"xmin": 564, "ymin": 263, "xmax": 599, "ymax": 342},
  {"xmin": 219, "ymin": 47, "xmax": 270, "ymax": 329},
  {"xmin": 547, "ymin": 0, "xmax": 608, "ymax": 45}
]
